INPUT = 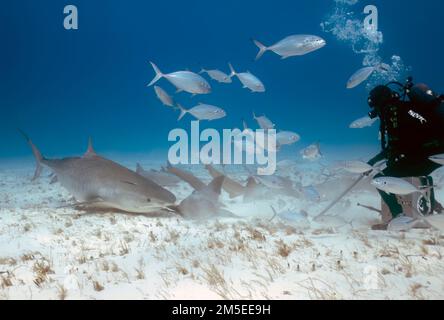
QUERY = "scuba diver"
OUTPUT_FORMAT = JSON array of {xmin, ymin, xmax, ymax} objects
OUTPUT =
[{"xmin": 367, "ymin": 77, "xmax": 444, "ymax": 230}]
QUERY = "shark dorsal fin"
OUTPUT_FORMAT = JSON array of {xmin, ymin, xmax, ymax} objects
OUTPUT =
[
  {"xmin": 136, "ymin": 163, "xmax": 144, "ymax": 174},
  {"xmin": 205, "ymin": 176, "xmax": 225, "ymax": 195},
  {"xmin": 84, "ymin": 137, "xmax": 97, "ymax": 158},
  {"xmin": 246, "ymin": 176, "xmax": 258, "ymax": 188}
]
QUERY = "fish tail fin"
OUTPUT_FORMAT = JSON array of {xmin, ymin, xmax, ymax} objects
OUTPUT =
[
  {"xmin": 18, "ymin": 129, "xmax": 44, "ymax": 181},
  {"xmin": 242, "ymin": 118, "xmax": 249, "ymax": 130},
  {"xmin": 228, "ymin": 63, "xmax": 236, "ymax": 78},
  {"xmin": 252, "ymin": 39, "xmax": 267, "ymax": 61},
  {"xmin": 148, "ymin": 61, "xmax": 164, "ymax": 86},
  {"xmin": 199, "ymin": 68, "xmax": 206, "ymax": 74},
  {"xmin": 177, "ymin": 104, "xmax": 187, "ymax": 121},
  {"xmin": 377, "ymin": 63, "xmax": 390, "ymax": 72},
  {"xmin": 136, "ymin": 163, "xmax": 143, "ymax": 174}
]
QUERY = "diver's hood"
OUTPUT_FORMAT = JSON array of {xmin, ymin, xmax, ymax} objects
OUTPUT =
[{"xmin": 368, "ymin": 85, "xmax": 395, "ymax": 109}]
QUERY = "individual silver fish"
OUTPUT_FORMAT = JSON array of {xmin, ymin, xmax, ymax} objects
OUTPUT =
[
  {"xmin": 199, "ymin": 68, "xmax": 232, "ymax": 83},
  {"xmin": 388, "ymin": 215, "xmax": 444, "ymax": 232},
  {"xmin": 148, "ymin": 62, "xmax": 211, "ymax": 95},
  {"xmin": 371, "ymin": 177, "xmax": 426, "ymax": 196},
  {"xmin": 429, "ymin": 154, "xmax": 444, "ymax": 165},
  {"xmin": 387, "ymin": 216, "xmax": 420, "ymax": 232},
  {"xmin": 340, "ymin": 160, "xmax": 374, "ymax": 174},
  {"xmin": 136, "ymin": 163, "xmax": 181, "ymax": 187},
  {"xmin": 349, "ymin": 115, "xmax": 378, "ymax": 129},
  {"xmin": 346, "ymin": 63, "xmax": 390, "ymax": 89},
  {"xmin": 253, "ymin": 35, "xmax": 326, "ymax": 60},
  {"xmin": 228, "ymin": 63, "xmax": 265, "ymax": 93},
  {"xmin": 276, "ymin": 131, "xmax": 300, "ymax": 146},
  {"xmin": 21, "ymin": 132, "xmax": 176, "ymax": 214},
  {"xmin": 300, "ymin": 143, "xmax": 322, "ymax": 161},
  {"xmin": 153, "ymin": 85, "xmax": 175, "ymax": 107},
  {"xmin": 254, "ymin": 174, "xmax": 293, "ymax": 190},
  {"xmin": 177, "ymin": 103, "xmax": 226, "ymax": 121},
  {"xmin": 253, "ymin": 112, "xmax": 275, "ymax": 130},
  {"xmin": 175, "ymin": 176, "xmax": 237, "ymax": 220}
]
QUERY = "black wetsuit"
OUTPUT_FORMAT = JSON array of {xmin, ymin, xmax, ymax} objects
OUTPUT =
[{"xmin": 368, "ymin": 99, "xmax": 444, "ymax": 217}]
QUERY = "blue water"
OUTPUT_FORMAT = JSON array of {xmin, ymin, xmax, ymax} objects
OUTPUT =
[{"xmin": 1, "ymin": 0, "xmax": 443, "ymax": 160}]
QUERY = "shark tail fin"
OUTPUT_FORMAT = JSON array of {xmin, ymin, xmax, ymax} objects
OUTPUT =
[
  {"xmin": 18, "ymin": 129, "xmax": 44, "ymax": 181},
  {"xmin": 252, "ymin": 39, "xmax": 268, "ymax": 61},
  {"xmin": 177, "ymin": 104, "xmax": 187, "ymax": 121},
  {"xmin": 148, "ymin": 61, "xmax": 164, "ymax": 86}
]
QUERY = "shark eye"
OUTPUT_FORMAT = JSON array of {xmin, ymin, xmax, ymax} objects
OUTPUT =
[{"xmin": 146, "ymin": 198, "xmax": 151, "ymax": 203}]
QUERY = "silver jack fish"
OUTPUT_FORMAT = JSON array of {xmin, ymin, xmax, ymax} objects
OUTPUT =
[
  {"xmin": 346, "ymin": 63, "xmax": 390, "ymax": 89},
  {"xmin": 154, "ymin": 85, "xmax": 175, "ymax": 107},
  {"xmin": 253, "ymin": 35, "xmax": 326, "ymax": 60},
  {"xmin": 148, "ymin": 62, "xmax": 211, "ymax": 95},
  {"xmin": 228, "ymin": 63, "xmax": 265, "ymax": 93},
  {"xmin": 371, "ymin": 177, "xmax": 430, "ymax": 196},
  {"xmin": 253, "ymin": 112, "xmax": 275, "ymax": 130},
  {"xmin": 199, "ymin": 68, "xmax": 232, "ymax": 83},
  {"xmin": 177, "ymin": 103, "xmax": 226, "ymax": 121},
  {"xmin": 349, "ymin": 115, "xmax": 378, "ymax": 129}
]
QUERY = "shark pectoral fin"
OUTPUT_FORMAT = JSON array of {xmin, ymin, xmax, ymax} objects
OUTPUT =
[{"xmin": 57, "ymin": 198, "xmax": 105, "ymax": 209}]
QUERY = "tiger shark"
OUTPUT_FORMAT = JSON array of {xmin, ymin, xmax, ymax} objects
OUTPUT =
[{"xmin": 21, "ymin": 132, "xmax": 176, "ymax": 214}]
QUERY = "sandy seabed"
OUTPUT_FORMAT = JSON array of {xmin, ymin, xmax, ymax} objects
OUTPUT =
[{"xmin": 0, "ymin": 156, "xmax": 443, "ymax": 300}]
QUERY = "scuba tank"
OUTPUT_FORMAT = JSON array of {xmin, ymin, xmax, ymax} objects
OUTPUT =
[
  {"xmin": 368, "ymin": 77, "xmax": 444, "ymax": 157},
  {"xmin": 407, "ymin": 83, "xmax": 441, "ymax": 108}
]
